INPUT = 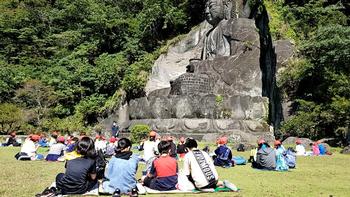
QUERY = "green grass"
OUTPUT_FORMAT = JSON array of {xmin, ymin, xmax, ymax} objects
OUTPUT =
[{"xmin": 1, "ymin": 146, "xmax": 350, "ymax": 197}]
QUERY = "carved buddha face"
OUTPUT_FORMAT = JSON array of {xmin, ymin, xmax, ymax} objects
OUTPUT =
[{"xmin": 205, "ymin": 0, "xmax": 225, "ymax": 27}]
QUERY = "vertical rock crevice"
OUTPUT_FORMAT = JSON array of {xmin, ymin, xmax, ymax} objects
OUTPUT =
[{"xmin": 250, "ymin": 1, "xmax": 283, "ymax": 134}]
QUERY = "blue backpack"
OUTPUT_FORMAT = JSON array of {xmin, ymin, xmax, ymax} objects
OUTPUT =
[
  {"xmin": 283, "ymin": 148, "xmax": 296, "ymax": 168},
  {"xmin": 232, "ymin": 156, "xmax": 247, "ymax": 165}
]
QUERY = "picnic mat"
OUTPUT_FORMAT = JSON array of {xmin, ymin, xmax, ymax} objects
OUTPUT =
[{"xmin": 99, "ymin": 183, "xmax": 239, "ymax": 195}]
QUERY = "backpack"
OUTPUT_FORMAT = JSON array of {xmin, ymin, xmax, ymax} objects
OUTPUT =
[
  {"xmin": 96, "ymin": 149, "xmax": 108, "ymax": 179},
  {"xmin": 232, "ymin": 156, "xmax": 247, "ymax": 165},
  {"xmin": 236, "ymin": 144, "xmax": 245, "ymax": 152},
  {"xmin": 283, "ymin": 148, "xmax": 296, "ymax": 168}
]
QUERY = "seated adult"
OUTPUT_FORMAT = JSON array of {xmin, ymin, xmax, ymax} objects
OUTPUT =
[
  {"xmin": 214, "ymin": 136, "xmax": 233, "ymax": 168},
  {"xmin": 183, "ymin": 138, "xmax": 237, "ymax": 191},
  {"xmin": 102, "ymin": 138, "xmax": 139, "ymax": 197},
  {"xmin": 295, "ymin": 139, "xmax": 306, "ymax": 156},
  {"xmin": 2, "ymin": 131, "xmax": 21, "ymax": 147},
  {"xmin": 251, "ymin": 139, "xmax": 276, "ymax": 170},
  {"xmin": 142, "ymin": 140, "xmax": 178, "ymax": 191}
]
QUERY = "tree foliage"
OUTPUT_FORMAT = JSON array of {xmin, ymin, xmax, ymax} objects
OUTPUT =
[
  {"xmin": 278, "ymin": 0, "xmax": 350, "ymax": 140},
  {"xmin": 0, "ymin": 0, "xmax": 205, "ymax": 131},
  {"xmin": 0, "ymin": 103, "xmax": 23, "ymax": 134}
]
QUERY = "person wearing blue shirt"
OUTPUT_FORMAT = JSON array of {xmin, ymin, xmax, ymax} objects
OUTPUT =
[
  {"xmin": 214, "ymin": 137, "xmax": 233, "ymax": 168},
  {"xmin": 102, "ymin": 138, "xmax": 139, "ymax": 196}
]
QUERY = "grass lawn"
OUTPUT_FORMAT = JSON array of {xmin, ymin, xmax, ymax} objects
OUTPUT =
[{"xmin": 0, "ymin": 146, "xmax": 350, "ymax": 197}]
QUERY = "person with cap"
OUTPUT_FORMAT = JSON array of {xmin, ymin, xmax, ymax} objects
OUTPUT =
[
  {"xmin": 274, "ymin": 140, "xmax": 288, "ymax": 171},
  {"xmin": 142, "ymin": 131, "xmax": 158, "ymax": 163},
  {"xmin": 295, "ymin": 138, "xmax": 306, "ymax": 156},
  {"xmin": 105, "ymin": 137, "xmax": 118, "ymax": 157},
  {"xmin": 214, "ymin": 136, "xmax": 233, "ymax": 168},
  {"xmin": 19, "ymin": 134, "xmax": 43, "ymax": 160},
  {"xmin": 251, "ymin": 138, "xmax": 276, "ymax": 170},
  {"xmin": 176, "ymin": 136, "xmax": 187, "ymax": 160},
  {"xmin": 95, "ymin": 135, "xmax": 107, "ymax": 153},
  {"xmin": 46, "ymin": 136, "xmax": 67, "ymax": 161}
]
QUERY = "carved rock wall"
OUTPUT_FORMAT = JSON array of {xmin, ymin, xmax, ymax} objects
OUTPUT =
[
  {"xmin": 129, "ymin": 95, "xmax": 268, "ymax": 120},
  {"xmin": 145, "ymin": 22, "xmax": 211, "ymax": 95}
]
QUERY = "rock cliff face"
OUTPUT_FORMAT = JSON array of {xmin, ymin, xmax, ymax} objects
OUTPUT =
[
  {"xmin": 114, "ymin": 1, "xmax": 288, "ymax": 143},
  {"xmin": 145, "ymin": 22, "xmax": 211, "ymax": 95}
]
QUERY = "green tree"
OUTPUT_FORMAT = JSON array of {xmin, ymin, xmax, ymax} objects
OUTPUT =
[
  {"xmin": 15, "ymin": 79, "xmax": 57, "ymax": 126},
  {"xmin": 0, "ymin": 103, "xmax": 23, "ymax": 134}
]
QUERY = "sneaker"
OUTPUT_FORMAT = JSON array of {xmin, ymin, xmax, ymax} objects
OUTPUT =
[
  {"xmin": 130, "ymin": 188, "xmax": 138, "ymax": 197},
  {"xmin": 223, "ymin": 180, "xmax": 238, "ymax": 191},
  {"xmin": 35, "ymin": 187, "xmax": 50, "ymax": 197},
  {"xmin": 112, "ymin": 188, "xmax": 121, "ymax": 197},
  {"xmin": 35, "ymin": 187, "xmax": 59, "ymax": 197}
]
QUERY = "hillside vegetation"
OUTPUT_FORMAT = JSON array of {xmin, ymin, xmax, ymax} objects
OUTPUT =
[
  {"xmin": 267, "ymin": 0, "xmax": 349, "ymax": 142},
  {"xmin": 0, "ymin": 0, "xmax": 206, "ymax": 133}
]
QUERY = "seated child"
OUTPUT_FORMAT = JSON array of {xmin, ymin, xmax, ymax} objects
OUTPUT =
[
  {"xmin": 295, "ymin": 139, "xmax": 306, "ymax": 156},
  {"xmin": 95, "ymin": 135, "xmax": 107, "ymax": 153},
  {"xmin": 214, "ymin": 137, "xmax": 233, "ymax": 168},
  {"xmin": 66, "ymin": 137, "xmax": 79, "ymax": 152},
  {"xmin": 252, "ymin": 139, "xmax": 276, "ymax": 170},
  {"xmin": 142, "ymin": 140, "xmax": 178, "ymax": 191},
  {"xmin": 167, "ymin": 136, "xmax": 177, "ymax": 158},
  {"xmin": 49, "ymin": 132, "xmax": 58, "ymax": 147},
  {"xmin": 176, "ymin": 137, "xmax": 187, "ymax": 160},
  {"xmin": 38, "ymin": 134, "xmax": 49, "ymax": 147},
  {"xmin": 46, "ymin": 136, "xmax": 66, "ymax": 161},
  {"xmin": 317, "ymin": 141, "xmax": 326, "ymax": 155},
  {"xmin": 105, "ymin": 137, "xmax": 117, "ymax": 157},
  {"xmin": 55, "ymin": 137, "xmax": 97, "ymax": 195},
  {"xmin": 311, "ymin": 142, "xmax": 320, "ymax": 156},
  {"xmin": 102, "ymin": 138, "xmax": 139, "ymax": 196},
  {"xmin": 19, "ymin": 134, "xmax": 43, "ymax": 160},
  {"xmin": 274, "ymin": 140, "xmax": 288, "ymax": 171},
  {"xmin": 2, "ymin": 131, "xmax": 21, "ymax": 147},
  {"xmin": 183, "ymin": 138, "xmax": 237, "ymax": 191}
]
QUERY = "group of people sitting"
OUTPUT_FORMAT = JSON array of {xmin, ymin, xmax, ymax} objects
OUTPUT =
[
  {"xmin": 14, "ymin": 132, "xmax": 81, "ymax": 161},
  {"xmin": 295, "ymin": 139, "xmax": 331, "ymax": 156},
  {"xmin": 249, "ymin": 139, "xmax": 296, "ymax": 171},
  {"xmin": 35, "ymin": 131, "xmax": 238, "ymax": 197}
]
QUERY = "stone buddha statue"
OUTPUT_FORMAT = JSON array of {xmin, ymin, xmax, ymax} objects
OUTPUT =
[{"xmin": 202, "ymin": 0, "xmax": 233, "ymax": 60}]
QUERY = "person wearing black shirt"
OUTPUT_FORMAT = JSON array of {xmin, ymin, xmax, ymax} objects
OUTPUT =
[
  {"xmin": 2, "ymin": 131, "xmax": 21, "ymax": 147},
  {"xmin": 37, "ymin": 137, "xmax": 98, "ymax": 196},
  {"xmin": 55, "ymin": 137, "xmax": 97, "ymax": 194}
]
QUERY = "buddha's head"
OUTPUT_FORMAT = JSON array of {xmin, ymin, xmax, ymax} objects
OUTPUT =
[{"xmin": 205, "ymin": 0, "xmax": 225, "ymax": 26}]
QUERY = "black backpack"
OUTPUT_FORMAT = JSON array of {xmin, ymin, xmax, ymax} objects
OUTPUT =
[
  {"xmin": 95, "ymin": 149, "xmax": 108, "ymax": 179},
  {"xmin": 237, "ymin": 144, "xmax": 245, "ymax": 152}
]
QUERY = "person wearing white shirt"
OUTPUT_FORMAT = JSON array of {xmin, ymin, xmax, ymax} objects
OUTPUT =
[
  {"xmin": 20, "ymin": 135, "xmax": 40, "ymax": 158},
  {"xmin": 295, "ymin": 139, "xmax": 306, "ymax": 156}
]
